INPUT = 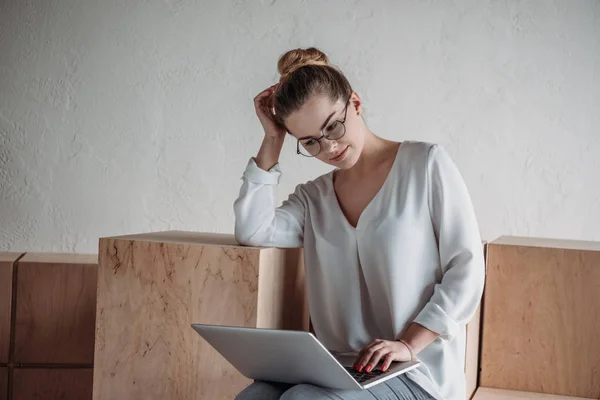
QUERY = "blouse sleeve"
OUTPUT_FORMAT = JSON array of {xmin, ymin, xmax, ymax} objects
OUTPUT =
[
  {"xmin": 413, "ymin": 144, "xmax": 486, "ymax": 341},
  {"xmin": 233, "ymin": 157, "xmax": 305, "ymax": 248}
]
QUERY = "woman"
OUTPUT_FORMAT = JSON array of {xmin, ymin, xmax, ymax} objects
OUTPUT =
[{"xmin": 233, "ymin": 47, "xmax": 485, "ymax": 400}]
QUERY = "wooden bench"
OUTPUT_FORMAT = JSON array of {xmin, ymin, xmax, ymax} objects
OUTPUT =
[
  {"xmin": 471, "ymin": 237, "xmax": 600, "ymax": 399},
  {"xmin": 0, "ymin": 252, "xmax": 97, "ymax": 400},
  {"xmin": 93, "ymin": 231, "xmax": 308, "ymax": 400}
]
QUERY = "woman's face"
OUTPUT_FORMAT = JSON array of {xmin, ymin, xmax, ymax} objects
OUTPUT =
[{"xmin": 284, "ymin": 92, "xmax": 364, "ymax": 169}]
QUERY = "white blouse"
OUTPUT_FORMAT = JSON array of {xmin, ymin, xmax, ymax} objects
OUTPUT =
[{"xmin": 233, "ymin": 140, "xmax": 486, "ymax": 400}]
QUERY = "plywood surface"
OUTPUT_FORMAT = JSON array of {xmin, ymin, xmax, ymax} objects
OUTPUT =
[
  {"xmin": 473, "ymin": 387, "xmax": 591, "ymax": 400},
  {"xmin": 0, "ymin": 252, "xmax": 23, "ymax": 263},
  {"xmin": 465, "ymin": 303, "xmax": 481, "ymax": 399},
  {"xmin": 0, "ymin": 367, "xmax": 7, "ymax": 400},
  {"xmin": 20, "ymin": 252, "xmax": 97, "ymax": 264},
  {"xmin": 480, "ymin": 241, "xmax": 600, "ymax": 398},
  {"xmin": 257, "ymin": 248, "xmax": 308, "ymax": 330},
  {"xmin": 0, "ymin": 253, "xmax": 21, "ymax": 363},
  {"xmin": 493, "ymin": 236, "xmax": 600, "ymax": 251},
  {"xmin": 12, "ymin": 368, "xmax": 93, "ymax": 400},
  {"xmin": 103, "ymin": 230, "xmax": 264, "ymax": 248},
  {"xmin": 93, "ymin": 237, "xmax": 307, "ymax": 400},
  {"xmin": 14, "ymin": 259, "xmax": 98, "ymax": 364}
]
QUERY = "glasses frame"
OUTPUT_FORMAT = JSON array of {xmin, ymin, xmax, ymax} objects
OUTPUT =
[{"xmin": 296, "ymin": 95, "xmax": 352, "ymax": 158}]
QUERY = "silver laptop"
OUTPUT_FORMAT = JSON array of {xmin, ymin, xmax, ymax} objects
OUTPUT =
[{"xmin": 191, "ymin": 324, "xmax": 421, "ymax": 390}]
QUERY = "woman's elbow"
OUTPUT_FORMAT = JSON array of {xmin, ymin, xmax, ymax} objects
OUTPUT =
[
  {"xmin": 234, "ymin": 222, "xmax": 266, "ymax": 247},
  {"xmin": 234, "ymin": 224, "xmax": 253, "ymax": 246}
]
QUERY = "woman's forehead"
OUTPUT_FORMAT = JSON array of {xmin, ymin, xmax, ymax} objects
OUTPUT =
[{"xmin": 286, "ymin": 95, "xmax": 344, "ymax": 139}]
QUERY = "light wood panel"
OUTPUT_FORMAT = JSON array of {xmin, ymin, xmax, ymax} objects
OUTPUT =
[
  {"xmin": 104, "ymin": 230, "xmax": 264, "ymax": 248},
  {"xmin": 492, "ymin": 236, "xmax": 600, "ymax": 251},
  {"xmin": 465, "ymin": 303, "xmax": 482, "ymax": 399},
  {"xmin": 14, "ymin": 254, "xmax": 98, "ymax": 364},
  {"xmin": 0, "ymin": 253, "xmax": 23, "ymax": 364},
  {"xmin": 16, "ymin": 252, "xmax": 97, "ymax": 265},
  {"xmin": 480, "ymin": 238, "xmax": 600, "ymax": 398},
  {"xmin": 0, "ymin": 367, "xmax": 7, "ymax": 400},
  {"xmin": 464, "ymin": 242, "xmax": 487, "ymax": 400},
  {"xmin": 93, "ymin": 232, "xmax": 308, "ymax": 400},
  {"xmin": 473, "ymin": 387, "xmax": 591, "ymax": 400},
  {"xmin": 12, "ymin": 368, "xmax": 93, "ymax": 400}
]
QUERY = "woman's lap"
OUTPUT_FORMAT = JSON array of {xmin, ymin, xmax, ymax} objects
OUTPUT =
[{"xmin": 235, "ymin": 375, "xmax": 434, "ymax": 400}]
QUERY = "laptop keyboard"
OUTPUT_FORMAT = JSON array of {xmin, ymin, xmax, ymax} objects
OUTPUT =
[{"xmin": 343, "ymin": 366, "xmax": 386, "ymax": 383}]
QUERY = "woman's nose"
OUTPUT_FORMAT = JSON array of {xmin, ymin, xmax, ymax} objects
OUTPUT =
[{"xmin": 321, "ymin": 139, "xmax": 338, "ymax": 154}]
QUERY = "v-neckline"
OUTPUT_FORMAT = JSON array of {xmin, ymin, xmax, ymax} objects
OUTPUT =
[{"xmin": 329, "ymin": 142, "xmax": 405, "ymax": 230}]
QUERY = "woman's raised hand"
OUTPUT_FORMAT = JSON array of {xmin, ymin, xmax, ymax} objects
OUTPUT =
[{"xmin": 254, "ymin": 84, "xmax": 287, "ymax": 139}]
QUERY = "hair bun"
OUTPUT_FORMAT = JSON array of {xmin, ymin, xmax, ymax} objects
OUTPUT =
[{"xmin": 277, "ymin": 47, "xmax": 329, "ymax": 80}]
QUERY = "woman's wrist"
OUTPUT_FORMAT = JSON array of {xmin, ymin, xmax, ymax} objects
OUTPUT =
[
  {"xmin": 397, "ymin": 339, "xmax": 417, "ymax": 361},
  {"xmin": 256, "ymin": 135, "xmax": 285, "ymax": 171}
]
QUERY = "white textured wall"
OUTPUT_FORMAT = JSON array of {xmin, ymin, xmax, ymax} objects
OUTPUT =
[{"xmin": 1, "ymin": 0, "xmax": 599, "ymax": 253}]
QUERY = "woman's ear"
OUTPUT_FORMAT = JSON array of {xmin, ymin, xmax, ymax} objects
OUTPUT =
[{"xmin": 350, "ymin": 92, "xmax": 363, "ymax": 116}]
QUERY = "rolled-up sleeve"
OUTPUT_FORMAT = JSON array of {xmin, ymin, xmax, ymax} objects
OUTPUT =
[
  {"xmin": 413, "ymin": 145, "xmax": 486, "ymax": 341},
  {"xmin": 233, "ymin": 157, "xmax": 305, "ymax": 248}
]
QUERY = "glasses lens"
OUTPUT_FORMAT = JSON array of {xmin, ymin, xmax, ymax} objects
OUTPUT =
[
  {"xmin": 324, "ymin": 121, "xmax": 345, "ymax": 140},
  {"xmin": 299, "ymin": 139, "xmax": 321, "ymax": 157}
]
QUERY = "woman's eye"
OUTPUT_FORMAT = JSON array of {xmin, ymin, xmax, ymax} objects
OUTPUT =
[
  {"xmin": 326, "ymin": 122, "xmax": 338, "ymax": 132},
  {"xmin": 305, "ymin": 139, "xmax": 316, "ymax": 146}
]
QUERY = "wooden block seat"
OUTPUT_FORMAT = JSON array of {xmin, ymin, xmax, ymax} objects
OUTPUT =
[{"xmin": 473, "ymin": 388, "xmax": 592, "ymax": 400}]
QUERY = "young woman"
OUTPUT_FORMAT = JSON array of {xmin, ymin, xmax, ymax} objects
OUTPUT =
[{"xmin": 233, "ymin": 47, "xmax": 485, "ymax": 400}]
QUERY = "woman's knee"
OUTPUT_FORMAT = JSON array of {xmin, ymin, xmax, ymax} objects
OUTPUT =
[
  {"xmin": 235, "ymin": 380, "xmax": 291, "ymax": 400},
  {"xmin": 279, "ymin": 383, "xmax": 337, "ymax": 400}
]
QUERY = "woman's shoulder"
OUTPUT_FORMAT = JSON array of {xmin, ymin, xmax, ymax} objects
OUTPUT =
[
  {"xmin": 396, "ymin": 140, "xmax": 441, "ymax": 169},
  {"xmin": 286, "ymin": 169, "xmax": 333, "ymax": 205},
  {"xmin": 400, "ymin": 140, "xmax": 438, "ymax": 156}
]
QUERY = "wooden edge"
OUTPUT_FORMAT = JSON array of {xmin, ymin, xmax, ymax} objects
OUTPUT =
[
  {"xmin": 465, "ymin": 304, "xmax": 481, "ymax": 399},
  {"xmin": 472, "ymin": 240, "xmax": 490, "ymax": 399},
  {"xmin": 464, "ymin": 241, "xmax": 487, "ymax": 399},
  {"xmin": 19, "ymin": 253, "xmax": 98, "ymax": 265},
  {"xmin": 99, "ymin": 231, "xmax": 302, "ymax": 250},
  {"xmin": 473, "ymin": 387, "xmax": 592, "ymax": 400},
  {"xmin": 100, "ymin": 230, "xmax": 256, "ymax": 248},
  {"xmin": 0, "ymin": 252, "xmax": 25, "ymax": 263},
  {"xmin": 256, "ymin": 247, "xmax": 309, "ymax": 331},
  {"xmin": 489, "ymin": 236, "xmax": 600, "ymax": 252}
]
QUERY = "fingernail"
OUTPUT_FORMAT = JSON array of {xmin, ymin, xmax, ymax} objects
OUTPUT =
[
  {"xmin": 366, "ymin": 365, "xmax": 372, "ymax": 372},
  {"xmin": 358, "ymin": 365, "xmax": 363, "ymax": 372},
  {"xmin": 382, "ymin": 366, "xmax": 387, "ymax": 372}
]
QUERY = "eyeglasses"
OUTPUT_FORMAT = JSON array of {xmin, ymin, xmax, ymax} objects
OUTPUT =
[{"xmin": 296, "ymin": 96, "xmax": 351, "ymax": 157}]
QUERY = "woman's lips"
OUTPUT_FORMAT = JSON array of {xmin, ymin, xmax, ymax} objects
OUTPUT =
[{"xmin": 330, "ymin": 146, "xmax": 349, "ymax": 162}]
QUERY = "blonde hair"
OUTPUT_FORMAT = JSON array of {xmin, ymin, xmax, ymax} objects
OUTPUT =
[{"xmin": 274, "ymin": 47, "xmax": 353, "ymax": 126}]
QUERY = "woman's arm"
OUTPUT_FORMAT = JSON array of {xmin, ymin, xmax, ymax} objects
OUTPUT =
[
  {"xmin": 234, "ymin": 85, "xmax": 306, "ymax": 248},
  {"xmin": 233, "ymin": 138, "xmax": 306, "ymax": 248},
  {"xmin": 255, "ymin": 132, "xmax": 285, "ymax": 171},
  {"xmin": 409, "ymin": 144, "xmax": 486, "ymax": 343}
]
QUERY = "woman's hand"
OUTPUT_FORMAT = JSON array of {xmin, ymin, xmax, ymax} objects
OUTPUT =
[
  {"xmin": 354, "ymin": 339, "xmax": 413, "ymax": 373},
  {"xmin": 254, "ymin": 84, "xmax": 287, "ymax": 139}
]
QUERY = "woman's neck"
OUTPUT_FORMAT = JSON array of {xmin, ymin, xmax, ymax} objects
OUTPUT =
[{"xmin": 349, "ymin": 129, "xmax": 397, "ymax": 176}]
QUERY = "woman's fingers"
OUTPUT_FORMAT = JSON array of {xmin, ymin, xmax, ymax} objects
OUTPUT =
[
  {"xmin": 254, "ymin": 85, "xmax": 278, "ymax": 117},
  {"xmin": 354, "ymin": 339, "xmax": 379, "ymax": 369},
  {"xmin": 254, "ymin": 90, "xmax": 272, "ymax": 107},
  {"xmin": 364, "ymin": 347, "xmax": 389, "ymax": 372},
  {"xmin": 380, "ymin": 353, "xmax": 394, "ymax": 372},
  {"xmin": 355, "ymin": 341, "xmax": 385, "ymax": 372},
  {"xmin": 254, "ymin": 85, "xmax": 278, "ymax": 102}
]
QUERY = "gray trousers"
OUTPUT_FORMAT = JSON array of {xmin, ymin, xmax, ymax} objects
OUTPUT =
[{"xmin": 234, "ymin": 375, "xmax": 434, "ymax": 400}]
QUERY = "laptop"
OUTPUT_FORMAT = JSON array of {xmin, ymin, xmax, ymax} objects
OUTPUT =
[{"xmin": 191, "ymin": 324, "xmax": 421, "ymax": 390}]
